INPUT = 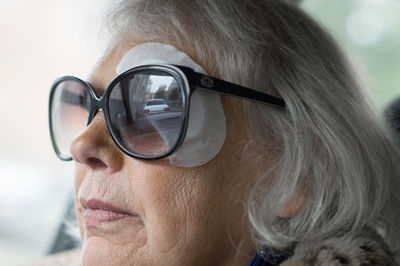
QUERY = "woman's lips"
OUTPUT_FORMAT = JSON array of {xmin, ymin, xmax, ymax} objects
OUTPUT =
[
  {"xmin": 81, "ymin": 198, "xmax": 135, "ymax": 226},
  {"xmin": 84, "ymin": 209, "xmax": 130, "ymax": 226}
]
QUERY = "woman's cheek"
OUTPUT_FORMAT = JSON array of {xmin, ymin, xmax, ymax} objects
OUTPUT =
[{"xmin": 74, "ymin": 164, "xmax": 87, "ymax": 193}]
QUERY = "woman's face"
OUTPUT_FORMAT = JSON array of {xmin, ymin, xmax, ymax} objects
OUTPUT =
[{"xmin": 72, "ymin": 40, "xmax": 266, "ymax": 266}]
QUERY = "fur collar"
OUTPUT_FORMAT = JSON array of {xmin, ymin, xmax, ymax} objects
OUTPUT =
[{"xmin": 281, "ymin": 228, "xmax": 398, "ymax": 265}]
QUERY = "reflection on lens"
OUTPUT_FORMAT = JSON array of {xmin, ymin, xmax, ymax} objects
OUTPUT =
[
  {"xmin": 108, "ymin": 70, "xmax": 184, "ymax": 157},
  {"xmin": 50, "ymin": 79, "xmax": 90, "ymax": 159}
]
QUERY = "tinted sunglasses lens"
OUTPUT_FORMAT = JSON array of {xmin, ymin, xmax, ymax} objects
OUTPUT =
[
  {"xmin": 50, "ymin": 79, "xmax": 90, "ymax": 159},
  {"xmin": 108, "ymin": 70, "xmax": 184, "ymax": 157}
]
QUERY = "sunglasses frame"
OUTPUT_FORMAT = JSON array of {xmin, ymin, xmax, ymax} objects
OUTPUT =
[{"xmin": 49, "ymin": 64, "xmax": 286, "ymax": 161}]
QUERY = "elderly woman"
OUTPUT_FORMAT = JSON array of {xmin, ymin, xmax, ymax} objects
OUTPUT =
[{"xmin": 47, "ymin": 0, "xmax": 400, "ymax": 265}]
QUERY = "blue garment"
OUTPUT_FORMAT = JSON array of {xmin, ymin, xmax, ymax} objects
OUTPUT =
[{"xmin": 248, "ymin": 246, "xmax": 289, "ymax": 266}]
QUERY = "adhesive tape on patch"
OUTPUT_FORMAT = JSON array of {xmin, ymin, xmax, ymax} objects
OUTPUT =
[{"xmin": 116, "ymin": 42, "xmax": 226, "ymax": 167}]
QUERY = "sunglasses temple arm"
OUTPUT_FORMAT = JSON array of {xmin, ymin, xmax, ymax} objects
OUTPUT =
[{"xmin": 191, "ymin": 72, "xmax": 286, "ymax": 109}]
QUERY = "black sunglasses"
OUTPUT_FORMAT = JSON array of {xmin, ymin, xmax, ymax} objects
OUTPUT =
[{"xmin": 49, "ymin": 64, "xmax": 286, "ymax": 161}]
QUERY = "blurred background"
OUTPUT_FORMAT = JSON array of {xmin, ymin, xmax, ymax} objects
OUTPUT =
[{"xmin": 0, "ymin": 0, "xmax": 399, "ymax": 265}]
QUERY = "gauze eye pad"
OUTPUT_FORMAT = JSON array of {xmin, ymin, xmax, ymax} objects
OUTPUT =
[{"xmin": 116, "ymin": 42, "xmax": 226, "ymax": 167}]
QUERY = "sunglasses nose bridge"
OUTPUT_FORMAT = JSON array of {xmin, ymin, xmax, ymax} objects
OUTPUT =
[{"xmin": 87, "ymin": 96, "xmax": 105, "ymax": 124}]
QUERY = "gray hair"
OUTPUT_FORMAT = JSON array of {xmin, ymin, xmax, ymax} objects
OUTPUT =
[{"xmin": 99, "ymin": 0, "xmax": 400, "ymax": 258}]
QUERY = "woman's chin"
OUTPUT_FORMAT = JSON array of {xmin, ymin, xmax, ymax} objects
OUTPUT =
[{"xmin": 82, "ymin": 235, "xmax": 147, "ymax": 266}]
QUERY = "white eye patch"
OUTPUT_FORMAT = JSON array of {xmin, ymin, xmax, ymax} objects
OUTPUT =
[{"xmin": 116, "ymin": 42, "xmax": 226, "ymax": 167}]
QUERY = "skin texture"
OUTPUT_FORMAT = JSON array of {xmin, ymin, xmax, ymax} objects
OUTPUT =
[{"xmin": 71, "ymin": 40, "xmax": 278, "ymax": 266}]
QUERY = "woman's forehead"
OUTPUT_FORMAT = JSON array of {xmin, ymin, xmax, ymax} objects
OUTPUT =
[
  {"xmin": 86, "ymin": 41, "xmax": 145, "ymax": 95},
  {"xmin": 86, "ymin": 39, "xmax": 206, "ymax": 96}
]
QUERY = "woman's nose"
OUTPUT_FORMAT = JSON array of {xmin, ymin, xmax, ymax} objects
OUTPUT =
[{"xmin": 70, "ymin": 112, "xmax": 124, "ymax": 173}]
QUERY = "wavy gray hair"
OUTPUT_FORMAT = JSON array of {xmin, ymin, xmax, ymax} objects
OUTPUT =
[{"xmin": 99, "ymin": 0, "xmax": 400, "ymax": 258}]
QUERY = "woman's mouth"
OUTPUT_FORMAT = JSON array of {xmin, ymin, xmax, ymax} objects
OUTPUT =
[
  {"xmin": 83, "ymin": 209, "xmax": 131, "ymax": 226},
  {"xmin": 81, "ymin": 198, "xmax": 136, "ymax": 226}
]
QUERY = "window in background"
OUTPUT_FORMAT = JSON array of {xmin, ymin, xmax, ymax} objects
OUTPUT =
[
  {"xmin": 303, "ymin": 0, "xmax": 400, "ymax": 108},
  {"xmin": 0, "ymin": 0, "xmax": 91, "ymax": 264}
]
